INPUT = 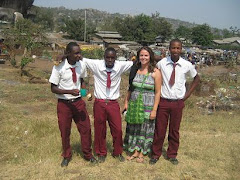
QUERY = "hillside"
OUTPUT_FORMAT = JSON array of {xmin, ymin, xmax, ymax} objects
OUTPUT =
[{"xmin": 32, "ymin": 6, "xmax": 200, "ymax": 30}]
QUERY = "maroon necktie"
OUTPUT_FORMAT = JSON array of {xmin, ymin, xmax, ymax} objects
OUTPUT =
[
  {"xmin": 107, "ymin": 72, "xmax": 111, "ymax": 88},
  {"xmin": 169, "ymin": 63, "xmax": 176, "ymax": 86},
  {"xmin": 70, "ymin": 67, "xmax": 77, "ymax": 83}
]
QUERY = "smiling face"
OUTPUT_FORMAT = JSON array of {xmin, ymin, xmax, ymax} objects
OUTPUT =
[
  {"xmin": 169, "ymin": 41, "xmax": 182, "ymax": 62},
  {"xmin": 139, "ymin": 49, "xmax": 150, "ymax": 66},
  {"xmin": 104, "ymin": 50, "xmax": 116, "ymax": 68},
  {"xmin": 67, "ymin": 46, "xmax": 82, "ymax": 65}
]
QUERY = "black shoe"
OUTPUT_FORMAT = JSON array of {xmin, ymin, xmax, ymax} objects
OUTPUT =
[
  {"xmin": 89, "ymin": 157, "xmax": 98, "ymax": 164},
  {"xmin": 113, "ymin": 154, "xmax": 125, "ymax": 162},
  {"xmin": 98, "ymin": 156, "xmax": 106, "ymax": 163},
  {"xmin": 149, "ymin": 158, "xmax": 159, "ymax": 165},
  {"xmin": 61, "ymin": 158, "xmax": 71, "ymax": 167},
  {"xmin": 167, "ymin": 157, "xmax": 179, "ymax": 165}
]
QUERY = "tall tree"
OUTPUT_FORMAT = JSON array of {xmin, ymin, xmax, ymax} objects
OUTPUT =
[
  {"xmin": 191, "ymin": 24, "xmax": 213, "ymax": 46},
  {"xmin": 151, "ymin": 12, "xmax": 173, "ymax": 42},
  {"xmin": 63, "ymin": 18, "xmax": 85, "ymax": 41},
  {"xmin": 222, "ymin": 28, "xmax": 232, "ymax": 38},
  {"xmin": 174, "ymin": 25, "xmax": 192, "ymax": 42}
]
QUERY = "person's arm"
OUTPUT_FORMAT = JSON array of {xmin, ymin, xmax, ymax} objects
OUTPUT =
[
  {"xmin": 150, "ymin": 68, "xmax": 162, "ymax": 120},
  {"xmin": 183, "ymin": 74, "xmax": 200, "ymax": 101},
  {"xmin": 51, "ymin": 83, "xmax": 79, "ymax": 96},
  {"xmin": 80, "ymin": 78, "xmax": 86, "ymax": 89},
  {"xmin": 123, "ymin": 91, "xmax": 131, "ymax": 114}
]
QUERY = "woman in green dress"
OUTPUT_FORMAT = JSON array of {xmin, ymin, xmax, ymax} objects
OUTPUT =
[{"xmin": 123, "ymin": 46, "xmax": 162, "ymax": 163}]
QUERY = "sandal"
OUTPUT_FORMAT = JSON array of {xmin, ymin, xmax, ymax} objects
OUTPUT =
[
  {"xmin": 136, "ymin": 157, "xmax": 144, "ymax": 163},
  {"xmin": 127, "ymin": 155, "xmax": 138, "ymax": 161}
]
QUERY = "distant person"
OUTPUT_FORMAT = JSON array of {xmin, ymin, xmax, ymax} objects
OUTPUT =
[
  {"xmin": 82, "ymin": 47, "xmax": 133, "ymax": 163},
  {"xmin": 123, "ymin": 46, "xmax": 161, "ymax": 163},
  {"xmin": 149, "ymin": 39, "xmax": 200, "ymax": 165},
  {"xmin": 49, "ymin": 42, "xmax": 97, "ymax": 167}
]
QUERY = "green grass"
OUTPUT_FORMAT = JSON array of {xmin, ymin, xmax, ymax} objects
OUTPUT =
[{"xmin": 0, "ymin": 65, "xmax": 240, "ymax": 180}]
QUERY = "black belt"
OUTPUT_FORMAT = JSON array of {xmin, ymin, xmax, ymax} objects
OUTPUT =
[
  {"xmin": 161, "ymin": 97, "xmax": 182, "ymax": 102},
  {"xmin": 59, "ymin": 97, "xmax": 81, "ymax": 103}
]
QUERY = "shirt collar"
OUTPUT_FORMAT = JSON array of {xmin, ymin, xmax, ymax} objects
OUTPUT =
[
  {"xmin": 166, "ymin": 56, "xmax": 182, "ymax": 67},
  {"xmin": 64, "ymin": 59, "xmax": 80, "ymax": 69},
  {"xmin": 99, "ymin": 60, "xmax": 117, "ymax": 72}
]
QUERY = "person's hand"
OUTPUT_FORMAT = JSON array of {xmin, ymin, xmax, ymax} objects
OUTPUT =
[
  {"xmin": 71, "ymin": 89, "xmax": 80, "ymax": 96},
  {"xmin": 149, "ymin": 110, "xmax": 157, "ymax": 120},
  {"xmin": 87, "ymin": 93, "xmax": 93, "ymax": 101},
  {"xmin": 121, "ymin": 103, "xmax": 128, "ymax": 115},
  {"xmin": 56, "ymin": 54, "xmax": 67, "ymax": 62},
  {"xmin": 124, "ymin": 103, "xmax": 128, "ymax": 110}
]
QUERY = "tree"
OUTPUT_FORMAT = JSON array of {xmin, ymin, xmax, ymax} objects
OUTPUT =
[
  {"xmin": 133, "ymin": 14, "xmax": 156, "ymax": 42},
  {"xmin": 113, "ymin": 16, "xmax": 137, "ymax": 41},
  {"xmin": 229, "ymin": 26, "xmax": 240, "ymax": 37},
  {"xmin": 114, "ymin": 14, "xmax": 161, "ymax": 43},
  {"xmin": 222, "ymin": 28, "xmax": 232, "ymax": 38},
  {"xmin": 174, "ymin": 25, "xmax": 192, "ymax": 41},
  {"xmin": 151, "ymin": 12, "xmax": 173, "ymax": 42},
  {"xmin": 3, "ymin": 19, "xmax": 46, "ymax": 75},
  {"xmin": 191, "ymin": 24, "xmax": 213, "ymax": 46},
  {"xmin": 62, "ymin": 18, "xmax": 85, "ymax": 41}
]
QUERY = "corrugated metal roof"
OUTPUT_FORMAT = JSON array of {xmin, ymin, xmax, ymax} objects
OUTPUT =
[
  {"xmin": 213, "ymin": 37, "xmax": 240, "ymax": 45},
  {"xmin": 96, "ymin": 33, "xmax": 122, "ymax": 39}
]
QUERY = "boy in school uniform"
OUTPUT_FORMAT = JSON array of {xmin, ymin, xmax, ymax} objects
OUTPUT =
[
  {"xmin": 82, "ymin": 47, "xmax": 133, "ymax": 163},
  {"xmin": 49, "ymin": 42, "xmax": 96, "ymax": 167}
]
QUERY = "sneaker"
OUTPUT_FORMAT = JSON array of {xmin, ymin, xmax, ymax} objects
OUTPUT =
[
  {"xmin": 167, "ymin": 157, "xmax": 179, "ymax": 165},
  {"xmin": 149, "ymin": 158, "xmax": 159, "ymax": 165},
  {"xmin": 113, "ymin": 154, "xmax": 125, "ymax": 162},
  {"xmin": 98, "ymin": 156, "xmax": 106, "ymax": 163},
  {"xmin": 61, "ymin": 158, "xmax": 71, "ymax": 167}
]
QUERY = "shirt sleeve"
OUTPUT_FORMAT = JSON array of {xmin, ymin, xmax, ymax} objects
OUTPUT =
[
  {"xmin": 49, "ymin": 66, "xmax": 60, "ymax": 85},
  {"xmin": 82, "ymin": 58, "xmax": 97, "ymax": 72},
  {"xmin": 188, "ymin": 63, "xmax": 198, "ymax": 78},
  {"xmin": 79, "ymin": 61, "xmax": 87, "ymax": 78},
  {"xmin": 119, "ymin": 61, "xmax": 133, "ymax": 73}
]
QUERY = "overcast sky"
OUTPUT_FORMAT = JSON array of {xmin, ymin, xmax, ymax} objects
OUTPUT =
[{"xmin": 33, "ymin": 0, "xmax": 240, "ymax": 30}]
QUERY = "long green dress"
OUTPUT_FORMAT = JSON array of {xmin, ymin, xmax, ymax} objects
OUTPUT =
[{"xmin": 124, "ymin": 73, "xmax": 155, "ymax": 155}]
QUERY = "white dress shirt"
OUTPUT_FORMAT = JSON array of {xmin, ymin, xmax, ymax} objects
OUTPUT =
[
  {"xmin": 49, "ymin": 59, "xmax": 87, "ymax": 100},
  {"xmin": 83, "ymin": 58, "xmax": 133, "ymax": 100},
  {"xmin": 157, "ymin": 56, "xmax": 197, "ymax": 99}
]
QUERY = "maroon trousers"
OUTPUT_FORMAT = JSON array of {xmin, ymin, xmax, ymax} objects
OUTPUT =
[
  {"xmin": 57, "ymin": 98, "xmax": 93, "ymax": 160},
  {"xmin": 152, "ymin": 98, "xmax": 185, "ymax": 159},
  {"xmin": 93, "ymin": 99, "xmax": 123, "ymax": 156}
]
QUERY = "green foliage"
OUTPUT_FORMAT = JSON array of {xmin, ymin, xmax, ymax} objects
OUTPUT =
[
  {"xmin": 151, "ymin": 12, "xmax": 173, "ymax": 42},
  {"xmin": 113, "ymin": 13, "xmax": 173, "ymax": 43},
  {"xmin": 62, "ymin": 18, "xmax": 85, "ymax": 41},
  {"xmin": 113, "ymin": 16, "xmax": 136, "ymax": 41},
  {"xmin": 222, "ymin": 28, "xmax": 232, "ymax": 38},
  {"xmin": 81, "ymin": 48, "xmax": 104, "ymax": 59},
  {"xmin": 20, "ymin": 57, "xmax": 34, "ymax": 70},
  {"xmin": 175, "ymin": 25, "xmax": 192, "ymax": 40},
  {"xmin": 10, "ymin": 58, "xmax": 17, "ymax": 67},
  {"xmin": 3, "ymin": 19, "xmax": 46, "ymax": 72},
  {"xmin": 191, "ymin": 24, "xmax": 213, "ymax": 46}
]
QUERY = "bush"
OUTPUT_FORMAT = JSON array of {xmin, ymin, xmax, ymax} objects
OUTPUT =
[{"xmin": 81, "ymin": 48, "xmax": 104, "ymax": 59}]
